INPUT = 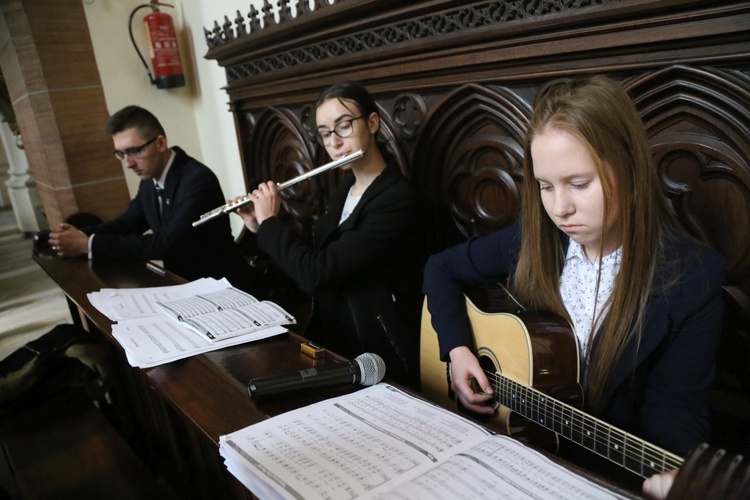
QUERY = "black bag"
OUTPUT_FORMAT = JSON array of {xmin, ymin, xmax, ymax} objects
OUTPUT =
[{"xmin": 0, "ymin": 324, "xmax": 110, "ymax": 418}]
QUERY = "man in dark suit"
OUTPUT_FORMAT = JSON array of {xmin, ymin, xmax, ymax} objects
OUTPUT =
[{"xmin": 49, "ymin": 106, "xmax": 259, "ymax": 293}]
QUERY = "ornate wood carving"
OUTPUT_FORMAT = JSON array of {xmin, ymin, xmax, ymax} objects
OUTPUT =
[
  {"xmin": 206, "ymin": 0, "xmax": 623, "ymax": 80},
  {"xmin": 207, "ymin": 0, "xmax": 750, "ymax": 453},
  {"xmin": 411, "ymin": 84, "xmax": 531, "ymax": 249},
  {"xmin": 241, "ymin": 108, "xmax": 319, "ymax": 235},
  {"xmin": 626, "ymin": 65, "xmax": 750, "ymax": 284}
]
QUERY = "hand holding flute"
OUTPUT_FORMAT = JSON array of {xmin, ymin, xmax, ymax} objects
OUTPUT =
[
  {"xmin": 193, "ymin": 149, "xmax": 363, "ymax": 227},
  {"xmin": 233, "ymin": 180, "xmax": 281, "ymax": 233}
]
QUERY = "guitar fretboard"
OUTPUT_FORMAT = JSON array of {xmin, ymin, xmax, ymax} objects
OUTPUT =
[{"xmin": 489, "ymin": 371, "xmax": 684, "ymax": 478}]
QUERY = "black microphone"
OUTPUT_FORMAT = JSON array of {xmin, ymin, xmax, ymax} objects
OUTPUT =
[{"xmin": 247, "ymin": 352, "xmax": 386, "ymax": 399}]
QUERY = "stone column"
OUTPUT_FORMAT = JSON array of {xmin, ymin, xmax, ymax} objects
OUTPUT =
[
  {"xmin": 0, "ymin": 124, "xmax": 9, "ymax": 206},
  {"xmin": 0, "ymin": 0, "xmax": 130, "ymax": 229},
  {"xmin": 0, "ymin": 120, "xmax": 44, "ymax": 234}
]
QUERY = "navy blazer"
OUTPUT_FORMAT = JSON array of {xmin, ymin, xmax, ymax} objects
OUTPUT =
[
  {"xmin": 257, "ymin": 162, "xmax": 425, "ymax": 387},
  {"xmin": 423, "ymin": 219, "xmax": 726, "ymax": 456},
  {"xmin": 83, "ymin": 147, "xmax": 254, "ymax": 290}
]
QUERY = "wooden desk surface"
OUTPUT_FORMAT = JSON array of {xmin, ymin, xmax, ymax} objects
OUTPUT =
[
  {"xmin": 32, "ymin": 252, "xmax": 368, "ymax": 497},
  {"xmin": 33, "ymin": 251, "xmax": 362, "ymax": 435},
  {"xmin": 33, "ymin": 251, "xmax": 639, "ymax": 499}
]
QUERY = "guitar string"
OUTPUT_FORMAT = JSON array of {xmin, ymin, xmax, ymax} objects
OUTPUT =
[
  {"xmin": 492, "ymin": 373, "xmax": 684, "ymax": 472},
  {"xmin": 493, "ymin": 373, "xmax": 683, "ymax": 470},
  {"xmin": 486, "ymin": 371, "xmax": 684, "ymax": 473},
  {"xmin": 494, "ymin": 377, "xmax": 681, "ymax": 476}
]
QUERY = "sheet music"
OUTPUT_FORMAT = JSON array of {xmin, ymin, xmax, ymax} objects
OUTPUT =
[
  {"xmin": 156, "ymin": 286, "xmax": 258, "ymax": 320},
  {"xmin": 112, "ymin": 314, "xmax": 287, "ymax": 368},
  {"xmin": 220, "ymin": 385, "xmax": 626, "ymax": 500},
  {"xmin": 88, "ymin": 277, "xmax": 293, "ymax": 367},
  {"xmin": 379, "ymin": 437, "xmax": 621, "ymax": 500},
  {"xmin": 179, "ymin": 301, "xmax": 295, "ymax": 342},
  {"xmin": 88, "ymin": 277, "xmax": 231, "ymax": 321}
]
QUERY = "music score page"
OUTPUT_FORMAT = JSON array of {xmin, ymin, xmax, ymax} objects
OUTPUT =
[
  {"xmin": 89, "ymin": 277, "xmax": 293, "ymax": 367},
  {"xmin": 88, "ymin": 277, "xmax": 230, "ymax": 321},
  {"xmin": 220, "ymin": 384, "xmax": 626, "ymax": 499}
]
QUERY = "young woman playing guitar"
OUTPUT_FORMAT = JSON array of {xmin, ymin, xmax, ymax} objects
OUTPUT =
[{"xmin": 422, "ymin": 76, "xmax": 727, "ymax": 498}]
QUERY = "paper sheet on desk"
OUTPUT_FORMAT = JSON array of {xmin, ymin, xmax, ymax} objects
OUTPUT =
[
  {"xmin": 219, "ymin": 384, "xmax": 627, "ymax": 500},
  {"xmin": 88, "ymin": 277, "xmax": 232, "ymax": 321},
  {"xmin": 154, "ymin": 286, "xmax": 295, "ymax": 343},
  {"xmin": 112, "ymin": 314, "xmax": 287, "ymax": 368}
]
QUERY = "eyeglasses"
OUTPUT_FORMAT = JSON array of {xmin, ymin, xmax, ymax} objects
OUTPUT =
[
  {"xmin": 113, "ymin": 136, "xmax": 159, "ymax": 160},
  {"xmin": 315, "ymin": 116, "xmax": 365, "ymax": 146}
]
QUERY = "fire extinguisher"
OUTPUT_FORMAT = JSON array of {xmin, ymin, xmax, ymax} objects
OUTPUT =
[{"xmin": 129, "ymin": 1, "xmax": 185, "ymax": 89}]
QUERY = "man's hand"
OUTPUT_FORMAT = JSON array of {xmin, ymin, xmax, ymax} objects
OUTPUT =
[
  {"xmin": 48, "ymin": 223, "xmax": 88, "ymax": 257},
  {"xmin": 448, "ymin": 346, "xmax": 495, "ymax": 415}
]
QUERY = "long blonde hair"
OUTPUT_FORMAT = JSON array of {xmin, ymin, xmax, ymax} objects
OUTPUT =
[{"xmin": 512, "ymin": 76, "xmax": 678, "ymax": 411}]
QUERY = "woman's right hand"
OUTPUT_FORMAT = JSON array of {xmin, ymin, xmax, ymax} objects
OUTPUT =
[
  {"xmin": 448, "ymin": 346, "xmax": 495, "ymax": 415},
  {"xmin": 234, "ymin": 195, "xmax": 259, "ymax": 233}
]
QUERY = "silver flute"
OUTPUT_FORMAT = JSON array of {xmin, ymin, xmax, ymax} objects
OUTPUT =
[{"xmin": 192, "ymin": 149, "xmax": 364, "ymax": 227}]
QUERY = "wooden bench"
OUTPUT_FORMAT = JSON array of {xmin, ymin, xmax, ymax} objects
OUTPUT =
[{"xmin": 0, "ymin": 389, "xmax": 174, "ymax": 499}]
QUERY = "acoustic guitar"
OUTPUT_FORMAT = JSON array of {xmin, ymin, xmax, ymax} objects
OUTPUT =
[{"xmin": 419, "ymin": 289, "xmax": 684, "ymax": 480}]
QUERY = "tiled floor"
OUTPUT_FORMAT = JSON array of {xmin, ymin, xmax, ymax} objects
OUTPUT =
[{"xmin": 0, "ymin": 207, "xmax": 71, "ymax": 360}]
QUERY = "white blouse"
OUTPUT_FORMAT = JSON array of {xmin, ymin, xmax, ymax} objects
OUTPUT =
[
  {"xmin": 559, "ymin": 240, "xmax": 622, "ymax": 359},
  {"xmin": 339, "ymin": 188, "xmax": 362, "ymax": 225}
]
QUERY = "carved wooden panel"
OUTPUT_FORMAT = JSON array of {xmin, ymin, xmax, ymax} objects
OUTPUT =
[
  {"xmin": 209, "ymin": 0, "xmax": 750, "ymax": 451},
  {"xmin": 411, "ymin": 84, "xmax": 532, "ymax": 250},
  {"xmin": 626, "ymin": 66, "xmax": 750, "ymax": 285}
]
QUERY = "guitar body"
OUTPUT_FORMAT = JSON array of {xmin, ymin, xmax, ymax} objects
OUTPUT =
[
  {"xmin": 420, "ymin": 292, "xmax": 750, "ymax": 489},
  {"xmin": 420, "ymin": 289, "xmax": 582, "ymax": 450},
  {"xmin": 420, "ymin": 287, "xmax": 704, "ymax": 480}
]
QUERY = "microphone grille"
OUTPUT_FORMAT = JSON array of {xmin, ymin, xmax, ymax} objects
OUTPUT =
[{"xmin": 354, "ymin": 353, "xmax": 386, "ymax": 386}]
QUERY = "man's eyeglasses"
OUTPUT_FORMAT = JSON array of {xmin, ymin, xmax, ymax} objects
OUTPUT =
[
  {"xmin": 113, "ymin": 136, "xmax": 159, "ymax": 160},
  {"xmin": 315, "ymin": 116, "xmax": 365, "ymax": 146}
]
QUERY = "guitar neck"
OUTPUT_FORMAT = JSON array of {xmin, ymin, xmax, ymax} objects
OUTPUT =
[{"xmin": 490, "ymin": 371, "xmax": 684, "ymax": 478}]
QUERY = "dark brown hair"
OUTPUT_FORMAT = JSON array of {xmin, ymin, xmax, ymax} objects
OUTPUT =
[{"xmin": 105, "ymin": 105, "xmax": 165, "ymax": 139}]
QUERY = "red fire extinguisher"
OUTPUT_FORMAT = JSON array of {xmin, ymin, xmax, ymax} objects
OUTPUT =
[{"xmin": 129, "ymin": 1, "xmax": 185, "ymax": 89}]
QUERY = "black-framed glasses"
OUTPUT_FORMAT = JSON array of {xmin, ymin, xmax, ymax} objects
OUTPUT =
[
  {"xmin": 113, "ymin": 136, "xmax": 159, "ymax": 160},
  {"xmin": 315, "ymin": 116, "xmax": 365, "ymax": 146}
]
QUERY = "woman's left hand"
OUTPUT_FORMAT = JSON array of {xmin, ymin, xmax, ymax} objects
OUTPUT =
[{"xmin": 642, "ymin": 469, "xmax": 678, "ymax": 499}]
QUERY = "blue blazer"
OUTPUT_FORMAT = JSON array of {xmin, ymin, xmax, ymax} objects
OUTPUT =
[
  {"xmin": 83, "ymin": 147, "xmax": 255, "ymax": 290},
  {"xmin": 423, "ymin": 219, "xmax": 726, "ymax": 456}
]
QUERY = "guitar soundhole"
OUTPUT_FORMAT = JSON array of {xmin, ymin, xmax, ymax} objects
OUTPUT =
[{"xmin": 475, "ymin": 347, "xmax": 501, "ymax": 411}]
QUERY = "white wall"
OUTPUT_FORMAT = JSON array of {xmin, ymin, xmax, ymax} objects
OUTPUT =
[{"xmin": 82, "ymin": 0, "xmax": 268, "ymax": 235}]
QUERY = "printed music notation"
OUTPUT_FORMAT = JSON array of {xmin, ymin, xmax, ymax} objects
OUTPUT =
[
  {"xmin": 88, "ymin": 277, "xmax": 290, "ymax": 367},
  {"xmin": 219, "ymin": 384, "xmax": 628, "ymax": 499}
]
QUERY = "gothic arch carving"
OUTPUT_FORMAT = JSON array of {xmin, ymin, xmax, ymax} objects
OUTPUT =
[
  {"xmin": 247, "ymin": 107, "xmax": 319, "ymax": 235},
  {"xmin": 626, "ymin": 66, "xmax": 750, "ymax": 283},
  {"xmin": 412, "ymin": 84, "xmax": 531, "ymax": 249},
  {"xmin": 377, "ymin": 102, "xmax": 410, "ymax": 177}
]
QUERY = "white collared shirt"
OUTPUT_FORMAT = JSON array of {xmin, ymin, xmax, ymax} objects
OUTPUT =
[
  {"xmin": 559, "ymin": 240, "xmax": 622, "ymax": 358},
  {"xmin": 154, "ymin": 149, "xmax": 176, "ymax": 191}
]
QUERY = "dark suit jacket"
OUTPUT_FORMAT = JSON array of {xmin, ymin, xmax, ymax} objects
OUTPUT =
[
  {"xmin": 83, "ymin": 147, "xmax": 256, "ymax": 291},
  {"xmin": 257, "ymin": 162, "xmax": 425, "ymax": 387},
  {"xmin": 423, "ymin": 219, "xmax": 726, "ymax": 456}
]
